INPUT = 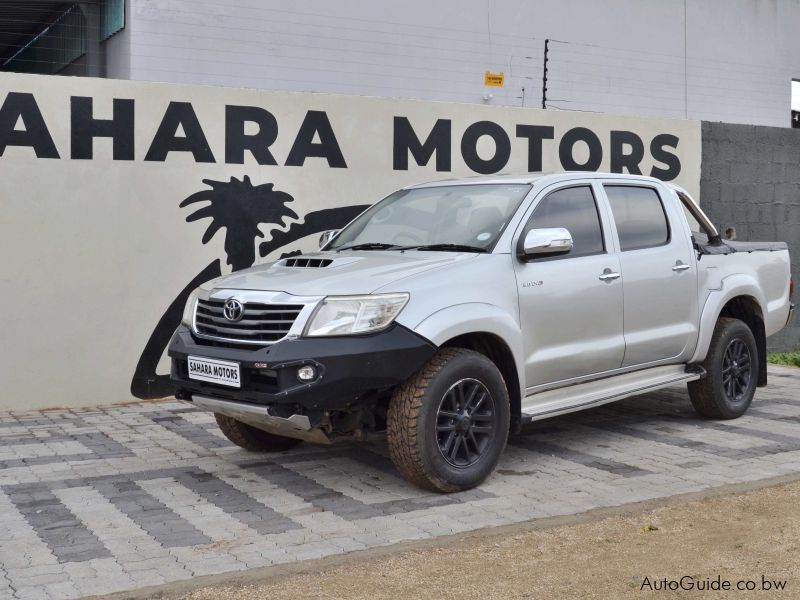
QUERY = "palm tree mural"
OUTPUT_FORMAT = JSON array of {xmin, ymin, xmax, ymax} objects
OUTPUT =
[
  {"xmin": 181, "ymin": 176, "xmax": 299, "ymax": 271},
  {"xmin": 130, "ymin": 176, "xmax": 369, "ymax": 399}
]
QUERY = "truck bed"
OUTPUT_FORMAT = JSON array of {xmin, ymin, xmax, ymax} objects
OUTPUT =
[{"xmin": 696, "ymin": 236, "xmax": 788, "ymax": 255}]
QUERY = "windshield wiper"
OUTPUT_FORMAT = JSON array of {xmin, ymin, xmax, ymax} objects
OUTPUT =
[
  {"xmin": 336, "ymin": 242, "xmax": 488, "ymax": 253},
  {"xmin": 401, "ymin": 243, "xmax": 488, "ymax": 253},
  {"xmin": 336, "ymin": 242, "xmax": 400, "ymax": 251}
]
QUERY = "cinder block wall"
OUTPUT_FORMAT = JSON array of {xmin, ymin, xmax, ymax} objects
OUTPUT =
[{"xmin": 700, "ymin": 121, "xmax": 800, "ymax": 351}]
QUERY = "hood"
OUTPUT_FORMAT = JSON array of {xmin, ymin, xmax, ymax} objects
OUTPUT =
[{"xmin": 204, "ymin": 251, "xmax": 479, "ymax": 296}]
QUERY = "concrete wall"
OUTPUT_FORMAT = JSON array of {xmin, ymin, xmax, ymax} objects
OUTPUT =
[
  {"xmin": 120, "ymin": 0, "xmax": 800, "ymax": 127},
  {"xmin": 699, "ymin": 121, "xmax": 800, "ymax": 350}
]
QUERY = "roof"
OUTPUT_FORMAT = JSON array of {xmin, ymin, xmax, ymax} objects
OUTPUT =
[{"xmin": 405, "ymin": 171, "xmax": 669, "ymax": 189}]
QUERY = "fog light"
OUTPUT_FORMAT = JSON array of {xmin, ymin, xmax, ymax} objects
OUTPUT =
[{"xmin": 297, "ymin": 365, "xmax": 316, "ymax": 382}]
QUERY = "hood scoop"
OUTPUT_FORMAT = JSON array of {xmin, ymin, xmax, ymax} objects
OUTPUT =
[
  {"xmin": 274, "ymin": 255, "xmax": 363, "ymax": 270},
  {"xmin": 281, "ymin": 257, "xmax": 334, "ymax": 268}
]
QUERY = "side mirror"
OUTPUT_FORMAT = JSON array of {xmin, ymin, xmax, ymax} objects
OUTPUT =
[
  {"xmin": 519, "ymin": 227, "xmax": 573, "ymax": 259},
  {"xmin": 319, "ymin": 230, "xmax": 340, "ymax": 249}
]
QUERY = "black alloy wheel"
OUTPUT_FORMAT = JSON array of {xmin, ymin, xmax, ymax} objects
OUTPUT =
[
  {"xmin": 721, "ymin": 338, "xmax": 752, "ymax": 403},
  {"xmin": 435, "ymin": 378, "xmax": 497, "ymax": 467}
]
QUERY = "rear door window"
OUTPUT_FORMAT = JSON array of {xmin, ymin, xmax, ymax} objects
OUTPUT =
[{"xmin": 604, "ymin": 186, "xmax": 670, "ymax": 251}]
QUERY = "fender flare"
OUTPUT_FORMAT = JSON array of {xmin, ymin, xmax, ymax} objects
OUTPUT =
[
  {"xmin": 408, "ymin": 303, "xmax": 526, "ymax": 405},
  {"xmin": 689, "ymin": 274, "xmax": 766, "ymax": 364}
]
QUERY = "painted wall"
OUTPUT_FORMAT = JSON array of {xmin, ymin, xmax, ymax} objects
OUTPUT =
[
  {"xmin": 117, "ymin": 0, "xmax": 800, "ymax": 127},
  {"xmin": 700, "ymin": 121, "xmax": 800, "ymax": 351},
  {"xmin": 0, "ymin": 72, "xmax": 701, "ymax": 410}
]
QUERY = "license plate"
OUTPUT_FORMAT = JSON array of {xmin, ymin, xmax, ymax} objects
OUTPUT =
[{"xmin": 187, "ymin": 356, "xmax": 241, "ymax": 388}]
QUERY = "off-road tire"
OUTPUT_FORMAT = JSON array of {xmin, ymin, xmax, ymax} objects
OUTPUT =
[
  {"xmin": 214, "ymin": 414, "xmax": 302, "ymax": 452},
  {"xmin": 387, "ymin": 347, "xmax": 510, "ymax": 493},
  {"xmin": 688, "ymin": 317, "xmax": 759, "ymax": 419}
]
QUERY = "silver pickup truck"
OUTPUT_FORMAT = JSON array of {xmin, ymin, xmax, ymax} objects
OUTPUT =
[{"xmin": 169, "ymin": 172, "xmax": 794, "ymax": 492}]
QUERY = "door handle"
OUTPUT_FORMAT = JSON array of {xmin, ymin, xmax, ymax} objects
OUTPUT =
[
  {"xmin": 598, "ymin": 269, "xmax": 621, "ymax": 282},
  {"xmin": 672, "ymin": 261, "xmax": 691, "ymax": 272}
]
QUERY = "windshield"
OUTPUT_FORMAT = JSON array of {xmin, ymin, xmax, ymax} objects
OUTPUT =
[{"xmin": 328, "ymin": 184, "xmax": 532, "ymax": 251}]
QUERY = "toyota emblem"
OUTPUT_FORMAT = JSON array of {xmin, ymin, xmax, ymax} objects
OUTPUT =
[{"xmin": 222, "ymin": 298, "xmax": 244, "ymax": 322}]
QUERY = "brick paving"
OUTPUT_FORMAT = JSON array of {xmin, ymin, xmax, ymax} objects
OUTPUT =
[{"xmin": 0, "ymin": 365, "xmax": 798, "ymax": 599}]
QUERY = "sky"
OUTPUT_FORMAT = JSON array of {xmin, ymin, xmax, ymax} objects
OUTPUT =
[{"xmin": 794, "ymin": 80, "xmax": 800, "ymax": 111}]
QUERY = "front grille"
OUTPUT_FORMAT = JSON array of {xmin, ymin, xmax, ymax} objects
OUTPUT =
[{"xmin": 194, "ymin": 298, "xmax": 304, "ymax": 344}]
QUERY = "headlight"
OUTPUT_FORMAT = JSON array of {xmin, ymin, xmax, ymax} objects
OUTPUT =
[
  {"xmin": 304, "ymin": 293, "xmax": 409, "ymax": 337},
  {"xmin": 181, "ymin": 288, "xmax": 201, "ymax": 327}
]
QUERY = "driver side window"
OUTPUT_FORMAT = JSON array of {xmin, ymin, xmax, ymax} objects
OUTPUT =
[{"xmin": 523, "ymin": 185, "xmax": 605, "ymax": 258}]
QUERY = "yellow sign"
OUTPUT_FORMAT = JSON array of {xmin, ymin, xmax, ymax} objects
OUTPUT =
[{"xmin": 484, "ymin": 70, "xmax": 505, "ymax": 87}]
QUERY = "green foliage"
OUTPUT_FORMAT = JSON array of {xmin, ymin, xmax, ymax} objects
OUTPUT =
[{"xmin": 767, "ymin": 352, "xmax": 800, "ymax": 367}]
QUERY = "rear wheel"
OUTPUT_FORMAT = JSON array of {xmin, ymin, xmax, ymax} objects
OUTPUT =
[
  {"xmin": 387, "ymin": 348, "xmax": 510, "ymax": 493},
  {"xmin": 214, "ymin": 413, "xmax": 302, "ymax": 451},
  {"xmin": 688, "ymin": 317, "xmax": 759, "ymax": 419}
]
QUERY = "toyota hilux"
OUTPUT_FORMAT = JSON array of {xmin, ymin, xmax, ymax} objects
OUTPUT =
[{"xmin": 169, "ymin": 172, "xmax": 794, "ymax": 492}]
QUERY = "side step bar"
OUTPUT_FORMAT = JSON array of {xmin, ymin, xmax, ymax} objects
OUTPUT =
[
  {"xmin": 521, "ymin": 365, "xmax": 701, "ymax": 423},
  {"xmin": 188, "ymin": 395, "xmax": 332, "ymax": 445}
]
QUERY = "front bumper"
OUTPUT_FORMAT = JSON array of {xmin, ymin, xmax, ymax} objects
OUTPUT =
[{"xmin": 168, "ymin": 323, "xmax": 437, "ymax": 415}]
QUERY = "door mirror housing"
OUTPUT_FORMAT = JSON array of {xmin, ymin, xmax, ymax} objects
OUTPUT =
[
  {"xmin": 519, "ymin": 228, "xmax": 573, "ymax": 259},
  {"xmin": 319, "ymin": 229, "xmax": 340, "ymax": 249}
]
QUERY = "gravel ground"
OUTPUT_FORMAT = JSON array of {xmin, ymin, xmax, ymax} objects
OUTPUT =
[{"xmin": 166, "ymin": 479, "xmax": 800, "ymax": 599}]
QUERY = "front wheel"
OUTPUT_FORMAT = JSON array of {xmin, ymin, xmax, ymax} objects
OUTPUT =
[
  {"xmin": 688, "ymin": 317, "xmax": 759, "ymax": 419},
  {"xmin": 387, "ymin": 348, "xmax": 510, "ymax": 493}
]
